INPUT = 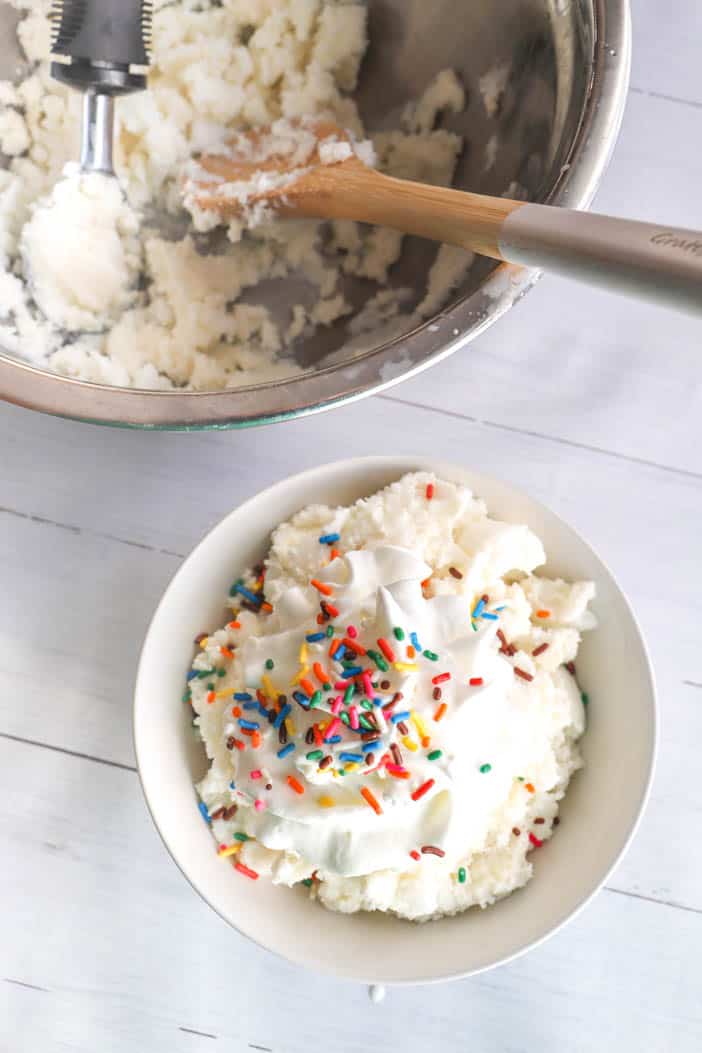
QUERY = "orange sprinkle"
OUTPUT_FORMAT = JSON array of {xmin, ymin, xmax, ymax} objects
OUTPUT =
[
  {"xmin": 433, "ymin": 702, "xmax": 447, "ymax": 722},
  {"xmin": 220, "ymin": 646, "xmax": 234, "ymax": 659},
  {"xmin": 311, "ymin": 578, "xmax": 333, "ymax": 596},
  {"xmin": 231, "ymin": 705, "xmax": 241, "ymax": 717},
  {"xmin": 421, "ymin": 736, "xmax": 431, "ymax": 748},
  {"xmin": 261, "ymin": 602, "xmax": 273, "ymax": 613},
  {"xmin": 228, "ymin": 620, "xmax": 241, "ymax": 630},
  {"xmin": 421, "ymin": 578, "xmax": 431, "ymax": 589},
  {"xmin": 536, "ymin": 609, "xmax": 551, "ymax": 619},
  {"xmin": 251, "ymin": 730, "xmax": 262, "ymax": 748},
  {"xmin": 343, "ymin": 637, "xmax": 366, "ymax": 656},
  {"xmin": 361, "ymin": 786, "xmax": 383, "ymax": 815},
  {"xmin": 406, "ymin": 645, "xmax": 416, "ymax": 659},
  {"xmin": 313, "ymin": 662, "xmax": 329, "ymax": 684},
  {"xmin": 525, "ymin": 782, "xmax": 535, "ymax": 793},
  {"xmin": 300, "ymin": 677, "xmax": 316, "ymax": 697},
  {"xmin": 329, "ymin": 639, "xmax": 343, "ymax": 660},
  {"xmin": 329, "ymin": 547, "xmax": 341, "ymax": 561},
  {"xmin": 287, "ymin": 775, "xmax": 305, "ymax": 795},
  {"xmin": 207, "ymin": 691, "xmax": 215, "ymax": 704}
]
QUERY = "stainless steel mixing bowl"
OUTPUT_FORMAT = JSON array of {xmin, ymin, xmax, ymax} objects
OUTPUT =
[{"xmin": 0, "ymin": 0, "xmax": 630, "ymax": 429}]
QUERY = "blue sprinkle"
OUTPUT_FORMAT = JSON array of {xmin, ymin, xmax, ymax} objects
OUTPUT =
[
  {"xmin": 234, "ymin": 692, "xmax": 252, "ymax": 701},
  {"xmin": 410, "ymin": 632, "xmax": 422, "ymax": 651},
  {"xmin": 305, "ymin": 631, "xmax": 325, "ymax": 642},
  {"xmin": 229, "ymin": 781, "xmax": 236, "ymax": 790},
  {"xmin": 326, "ymin": 735, "xmax": 343, "ymax": 744},
  {"xmin": 232, "ymin": 584, "xmax": 261, "ymax": 605},
  {"xmin": 494, "ymin": 605, "xmax": 506, "ymax": 611},
  {"xmin": 198, "ymin": 801, "xmax": 211, "ymax": 824},
  {"xmin": 277, "ymin": 743, "xmax": 295, "ymax": 759},
  {"xmin": 481, "ymin": 611, "xmax": 499, "ymax": 621},
  {"xmin": 339, "ymin": 751, "xmax": 364, "ymax": 763},
  {"xmin": 332, "ymin": 643, "xmax": 347, "ymax": 661},
  {"xmin": 373, "ymin": 697, "xmax": 383, "ymax": 707},
  {"xmin": 238, "ymin": 718, "xmax": 260, "ymax": 730},
  {"xmin": 390, "ymin": 710, "xmax": 411, "ymax": 724},
  {"xmin": 341, "ymin": 666, "xmax": 362, "ymax": 678},
  {"xmin": 472, "ymin": 598, "xmax": 486, "ymax": 619},
  {"xmin": 187, "ymin": 670, "xmax": 198, "ymax": 682},
  {"xmin": 292, "ymin": 691, "xmax": 310, "ymax": 709},
  {"xmin": 319, "ymin": 532, "xmax": 341, "ymax": 544},
  {"xmin": 273, "ymin": 703, "xmax": 292, "ymax": 729},
  {"xmin": 243, "ymin": 701, "xmax": 260, "ymax": 710},
  {"xmin": 362, "ymin": 740, "xmax": 381, "ymax": 751}
]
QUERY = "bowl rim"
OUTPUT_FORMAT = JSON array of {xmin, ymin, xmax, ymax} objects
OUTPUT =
[
  {"xmin": 133, "ymin": 454, "xmax": 657, "ymax": 985},
  {"xmin": 1, "ymin": 0, "xmax": 632, "ymax": 429}
]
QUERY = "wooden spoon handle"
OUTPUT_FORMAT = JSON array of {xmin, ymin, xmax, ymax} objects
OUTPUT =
[{"xmin": 306, "ymin": 164, "xmax": 702, "ymax": 315}]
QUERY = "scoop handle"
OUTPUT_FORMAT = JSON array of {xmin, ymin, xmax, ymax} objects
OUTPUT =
[{"xmin": 499, "ymin": 204, "xmax": 702, "ymax": 316}]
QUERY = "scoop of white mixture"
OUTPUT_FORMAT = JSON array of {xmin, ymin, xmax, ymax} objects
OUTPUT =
[{"xmin": 20, "ymin": 165, "xmax": 142, "ymax": 332}]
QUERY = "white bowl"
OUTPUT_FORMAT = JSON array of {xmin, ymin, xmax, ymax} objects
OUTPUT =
[{"xmin": 134, "ymin": 457, "xmax": 656, "ymax": 985}]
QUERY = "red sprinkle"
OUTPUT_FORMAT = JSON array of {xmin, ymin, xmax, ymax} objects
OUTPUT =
[
  {"xmin": 411, "ymin": 778, "xmax": 435, "ymax": 802},
  {"xmin": 409, "ymin": 850, "xmax": 421, "ymax": 861},
  {"xmin": 469, "ymin": 677, "xmax": 483, "ymax": 686},
  {"xmin": 514, "ymin": 667, "xmax": 534, "ymax": 682},
  {"xmin": 529, "ymin": 833, "xmax": 543, "ymax": 848},
  {"xmin": 426, "ymin": 483, "xmax": 435, "ymax": 499},
  {"xmin": 343, "ymin": 637, "xmax": 366, "ymax": 656},
  {"xmin": 346, "ymin": 625, "xmax": 358, "ymax": 639},
  {"xmin": 431, "ymin": 672, "xmax": 451, "ymax": 685},
  {"xmin": 287, "ymin": 775, "xmax": 305, "ymax": 795},
  {"xmin": 377, "ymin": 637, "xmax": 396, "ymax": 662},
  {"xmin": 565, "ymin": 661, "xmax": 576, "ymax": 676},
  {"xmin": 532, "ymin": 643, "xmax": 550, "ymax": 657},
  {"xmin": 234, "ymin": 861, "xmax": 259, "ymax": 880}
]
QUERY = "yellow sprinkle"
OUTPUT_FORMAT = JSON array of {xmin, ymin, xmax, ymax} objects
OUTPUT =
[
  {"xmin": 290, "ymin": 666, "xmax": 310, "ymax": 687},
  {"xmin": 285, "ymin": 718, "xmax": 296, "ymax": 736},
  {"xmin": 262, "ymin": 674, "xmax": 278, "ymax": 698},
  {"xmin": 200, "ymin": 637, "xmax": 209, "ymax": 649},
  {"xmin": 411, "ymin": 711, "xmax": 428, "ymax": 738},
  {"xmin": 394, "ymin": 662, "xmax": 419, "ymax": 672},
  {"xmin": 344, "ymin": 762, "xmax": 359, "ymax": 772},
  {"xmin": 318, "ymin": 796, "xmax": 336, "ymax": 808},
  {"xmin": 214, "ymin": 689, "xmax": 233, "ymax": 699},
  {"xmin": 299, "ymin": 641, "xmax": 308, "ymax": 664},
  {"xmin": 217, "ymin": 843, "xmax": 241, "ymax": 858},
  {"xmin": 402, "ymin": 736, "xmax": 418, "ymax": 752}
]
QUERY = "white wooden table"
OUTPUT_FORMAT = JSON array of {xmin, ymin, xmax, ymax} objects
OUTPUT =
[{"xmin": 2, "ymin": 2, "xmax": 701, "ymax": 1048}]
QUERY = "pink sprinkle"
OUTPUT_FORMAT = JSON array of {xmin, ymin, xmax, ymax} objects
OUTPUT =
[
  {"xmin": 385, "ymin": 762, "xmax": 409, "ymax": 775},
  {"xmin": 347, "ymin": 625, "xmax": 358, "ymax": 639},
  {"xmin": 334, "ymin": 681, "xmax": 349, "ymax": 691},
  {"xmin": 250, "ymin": 770, "xmax": 263, "ymax": 780},
  {"xmin": 362, "ymin": 671, "xmax": 374, "ymax": 699},
  {"xmin": 324, "ymin": 717, "xmax": 341, "ymax": 742},
  {"xmin": 349, "ymin": 705, "xmax": 359, "ymax": 730},
  {"xmin": 330, "ymin": 696, "xmax": 343, "ymax": 715},
  {"xmin": 254, "ymin": 799, "xmax": 266, "ymax": 811}
]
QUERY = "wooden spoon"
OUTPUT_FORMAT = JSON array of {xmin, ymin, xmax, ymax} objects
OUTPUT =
[{"xmin": 187, "ymin": 121, "xmax": 702, "ymax": 315}]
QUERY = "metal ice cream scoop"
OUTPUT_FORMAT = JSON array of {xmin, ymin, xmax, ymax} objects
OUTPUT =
[{"xmin": 50, "ymin": 0, "xmax": 153, "ymax": 175}]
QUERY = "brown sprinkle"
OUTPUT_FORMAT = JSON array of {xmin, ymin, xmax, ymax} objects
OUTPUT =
[
  {"xmin": 512, "ymin": 827, "xmax": 521, "ymax": 836},
  {"xmin": 534, "ymin": 817, "xmax": 545, "ymax": 825},
  {"xmin": 365, "ymin": 753, "xmax": 375, "ymax": 766},
  {"xmin": 396, "ymin": 721, "xmax": 409, "ymax": 735},
  {"xmin": 319, "ymin": 755, "xmax": 333, "ymax": 769},
  {"xmin": 514, "ymin": 667, "xmax": 534, "ymax": 682},
  {"xmin": 481, "ymin": 594, "xmax": 489, "ymax": 604},
  {"xmin": 278, "ymin": 723, "xmax": 288, "ymax": 744},
  {"xmin": 532, "ymin": 643, "xmax": 550, "ymax": 657},
  {"xmin": 226, "ymin": 736, "xmax": 236, "ymax": 750},
  {"xmin": 390, "ymin": 743, "xmax": 403, "ymax": 766},
  {"xmin": 449, "ymin": 566, "xmax": 463, "ymax": 579},
  {"xmin": 565, "ymin": 661, "xmax": 576, "ymax": 676},
  {"xmin": 210, "ymin": 806, "xmax": 226, "ymax": 821},
  {"xmin": 223, "ymin": 805, "xmax": 238, "ymax": 821},
  {"xmin": 305, "ymin": 728, "xmax": 315, "ymax": 745},
  {"xmin": 432, "ymin": 687, "xmax": 442, "ymax": 701},
  {"xmin": 380, "ymin": 679, "xmax": 391, "ymax": 691},
  {"xmin": 553, "ymin": 816, "xmax": 560, "ymax": 827},
  {"xmin": 421, "ymin": 845, "xmax": 446, "ymax": 857}
]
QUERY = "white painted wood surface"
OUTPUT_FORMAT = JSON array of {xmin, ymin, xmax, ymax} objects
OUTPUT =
[{"xmin": 2, "ymin": 1, "xmax": 701, "ymax": 1047}]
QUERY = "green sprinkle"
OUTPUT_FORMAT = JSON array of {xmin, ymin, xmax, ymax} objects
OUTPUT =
[
  {"xmin": 323, "ymin": 682, "xmax": 332, "ymax": 692},
  {"xmin": 343, "ymin": 683, "xmax": 356, "ymax": 704},
  {"xmin": 581, "ymin": 692, "xmax": 589, "ymax": 706},
  {"xmin": 339, "ymin": 768, "xmax": 346, "ymax": 777},
  {"xmin": 393, "ymin": 627, "xmax": 405, "ymax": 641},
  {"xmin": 207, "ymin": 682, "xmax": 215, "ymax": 691},
  {"xmin": 423, "ymin": 649, "xmax": 439, "ymax": 661},
  {"xmin": 228, "ymin": 578, "xmax": 244, "ymax": 596},
  {"xmin": 306, "ymin": 749, "xmax": 323, "ymax": 761},
  {"xmin": 517, "ymin": 776, "xmax": 525, "ymax": 782},
  {"xmin": 359, "ymin": 715, "xmax": 374, "ymax": 730},
  {"xmin": 457, "ymin": 866, "xmax": 467, "ymax": 884},
  {"xmin": 360, "ymin": 699, "xmax": 373, "ymax": 710},
  {"xmin": 310, "ymin": 690, "xmax": 322, "ymax": 708},
  {"xmin": 325, "ymin": 625, "xmax": 335, "ymax": 638},
  {"xmin": 479, "ymin": 763, "xmax": 492, "ymax": 774},
  {"xmin": 234, "ymin": 832, "xmax": 249, "ymax": 842},
  {"xmin": 182, "ymin": 690, "xmax": 191, "ymax": 703},
  {"xmin": 427, "ymin": 749, "xmax": 442, "ymax": 761},
  {"xmin": 265, "ymin": 658, "xmax": 275, "ymax": 670},
  {"xmin": 197, "ymin": 669, "xmax": 215, "ymax": 679},
  {"xmin": 366, "ymin": 649, "xmax": 389, "ymax": 671},
  {"xmin": 340, "ymin": 711, "xmax": 350, "ymax": 726},
  {"xmin": 302, "ymin": 878, "xmax": 313, "ymax": 887},
  {"xmin": 217, "ymin": 668, "xmax": 226, "ymax": 678},
  {"xmin": 471, "ymin": 620, "xmax": 478, "ymax": 632}
]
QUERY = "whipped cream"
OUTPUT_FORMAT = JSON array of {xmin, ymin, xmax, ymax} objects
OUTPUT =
[{"xmin": 191, "ymin": 473, "xmax": 594, "ymax": 920}]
